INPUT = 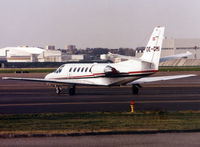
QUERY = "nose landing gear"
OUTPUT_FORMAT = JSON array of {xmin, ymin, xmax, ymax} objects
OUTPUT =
[
  {"xmin": 55, "ymin": 86, "xmax": 62, "ymax": 95},
  {"xmin": 55, "ymin": 85, "xmax": 76, "ymax": 96}
]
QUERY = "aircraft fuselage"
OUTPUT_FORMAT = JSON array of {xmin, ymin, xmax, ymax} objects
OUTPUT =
[{"xmin": 45, "ymin": 59, "xmax": 157, "ymax": 86}]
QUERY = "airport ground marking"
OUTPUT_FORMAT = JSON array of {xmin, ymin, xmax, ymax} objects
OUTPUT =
[{"xmin": 1, "ymin": 99, "xmax": 200, "ymax": 107}]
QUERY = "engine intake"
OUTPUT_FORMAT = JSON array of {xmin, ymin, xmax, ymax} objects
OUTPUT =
[{"xmin": 104, "ymin": 65, "xmax": 119, "ymax": 77}]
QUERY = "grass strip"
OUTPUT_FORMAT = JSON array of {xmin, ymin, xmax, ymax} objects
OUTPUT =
[
  {"xmin": 1, "ymin": 111, "xmax": 200, "ymax": 137},
  {"xmin": 159, "ymin": 66, "xmax": 200, "ymax": 71}
]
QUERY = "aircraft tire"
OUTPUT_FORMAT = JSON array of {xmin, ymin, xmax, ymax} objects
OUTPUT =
[
  {"xmin": 55, "ymin": 86, "xmax": 62, "ymax": 95},
  {"xmin": 69, "ymin": 87, "xmax": 75, "ymax": 96},
  {"xmin": 132, "ymin": 85, "xmax": 139, "ymax": 95}
]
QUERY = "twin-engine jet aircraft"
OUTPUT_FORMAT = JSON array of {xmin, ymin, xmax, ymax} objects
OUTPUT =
[{"xmin": 2, "ymin": 27, "xmax": 195, "ymax": 95}]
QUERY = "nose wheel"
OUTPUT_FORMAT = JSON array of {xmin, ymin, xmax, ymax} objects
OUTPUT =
[
  {"xmin": 55, "ymin": 85, "xmax": 76, "ymax": 95},
  {"xmin": 55, "ymin": 86, "xmax": 62, "ymax": 95}
]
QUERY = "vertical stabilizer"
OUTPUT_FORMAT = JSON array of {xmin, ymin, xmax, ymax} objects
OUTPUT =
[{"xmin": 140, "ymin": 26, "xmax": 165, "ymax": 70}]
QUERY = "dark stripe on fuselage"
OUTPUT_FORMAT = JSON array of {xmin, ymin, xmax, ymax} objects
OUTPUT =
[{"xmin": 49, "ymin": 70, "xmax": 158, "ymax": 80}]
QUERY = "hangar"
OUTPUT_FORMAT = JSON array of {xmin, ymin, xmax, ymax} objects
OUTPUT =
[
  {"xmin": 0, "ymin": 46, "xmax": 62, "ymax": 62},
  {"xmin": 0, "ymin": 46, "xmax": 44, "ymax": 62},
  {"xmin": 162, "ymin": 38, "xmax": 200, "ymax": 59}
]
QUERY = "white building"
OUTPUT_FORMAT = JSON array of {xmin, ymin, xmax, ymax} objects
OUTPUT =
[
  {"xmin": 62, "ymin": 54, "xmax": 85, "ymax": 62},
  {"xmin": 0, "ymin": 47, "xmax": 44, "ymax": 62},
  {"xmin": 38, "ymin": 50, "xmax": 62, "ymax": 62},
  {"xmin": 0, "ymin": 46, "xmax": 63, "ymax": 62},
  {"xmin": 100, "ymin": 54, "xmax": 110, "ymax": 60}
]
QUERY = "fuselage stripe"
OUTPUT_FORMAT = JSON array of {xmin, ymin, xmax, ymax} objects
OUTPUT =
[{"xmin": 49, "ymin": 70, "xmax": 158, "ymax": 80}]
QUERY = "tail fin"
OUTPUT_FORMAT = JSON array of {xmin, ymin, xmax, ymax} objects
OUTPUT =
[{"xmin": 140, "ymin": 26, "xmax": 165, "ymax": 70}]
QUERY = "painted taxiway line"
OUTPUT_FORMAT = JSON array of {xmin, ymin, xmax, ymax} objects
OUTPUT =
[{"xmin": 1, "ymin": 99, "xmax": 200, "ymax": 107}]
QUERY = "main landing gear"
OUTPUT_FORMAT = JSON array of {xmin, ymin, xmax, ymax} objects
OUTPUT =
[
  {"xmin": 69, "ymin": 85, "xmax": 76, "ymax": 96},
  {"xmin": 55, "ymin": 85, "xmax": 76, "ymax": 96},
  {"xmin": 132, "ymin": 84, "xmax": 142, "ymax": 95}
]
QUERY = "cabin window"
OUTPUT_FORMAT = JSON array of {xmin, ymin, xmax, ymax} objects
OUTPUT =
[
  {"xmin": 81, "ymin": 67, "xmax": 84, "ymax": 72},
  {"xmin": 85, "ymin": 67, "xmax": 88, "ymax": 72},
  {"xmin": 89, "ymin": 67, "xmax": 92, "ymax": 72},
  {"xmin": 69, "ymin": 67, "xmax": 72, "ymax": 72},
  {"xmin": 73, "ymin": 67, "xmax": 77, "ymax": 72},
  {"xmin": 77, "ymin": 67, "xmax": 81, "ymax": 72}
]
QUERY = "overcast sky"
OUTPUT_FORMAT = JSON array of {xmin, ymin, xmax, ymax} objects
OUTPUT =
[{"xmin": 0, "ymin": 0, "xmax": 200, "ymax": 49}]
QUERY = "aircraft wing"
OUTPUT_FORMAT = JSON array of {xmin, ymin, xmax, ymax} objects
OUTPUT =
[
  {"xmin": 3, "ymin": 74, "xmax": 196, "ymax": 86},
  {"xmin": 128, "ymin": 74, "xmax": 196, "ymax": 85},
  {"xmin": 160, "ymin": 51, "xmax": 192, "ymax": 62},
  {"xmin": 2, "ymin": 77, "xmax": 97, "ymax": 86}
]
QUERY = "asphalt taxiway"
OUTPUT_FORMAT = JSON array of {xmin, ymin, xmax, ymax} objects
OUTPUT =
[
  {"xmin": 1, "ymin": 132, "xmax": 200, "ymax": 147},
  {"xmin": 0, "ymin": 72, "xmax": 200, "ymax": 114}
]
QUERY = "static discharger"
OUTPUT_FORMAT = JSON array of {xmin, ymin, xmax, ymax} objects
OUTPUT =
[{"xmin": 130, "ymin": 100, "xmax": 134, "ymax": 113}]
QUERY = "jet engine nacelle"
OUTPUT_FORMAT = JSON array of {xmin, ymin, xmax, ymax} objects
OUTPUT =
[
  {"xmin": 91, "ymin": 64, "xmax": 119, "ymax": 77},
  {"xmin": 104, "ymin": 65, "xmax": 119, "ymax": 76}
]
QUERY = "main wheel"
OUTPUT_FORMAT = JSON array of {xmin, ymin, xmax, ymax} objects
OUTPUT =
[
  {"xmin": 132, "ymin": 85, "xmax": 139, "ymax": 95},
  {"xmin": 69, "ymin": 86, "xmax": 76, "ymax": 96}
]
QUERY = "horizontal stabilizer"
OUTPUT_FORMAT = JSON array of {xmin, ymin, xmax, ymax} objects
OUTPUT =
[
  {"xmin": 107, "ymin": 52, "xmax": 135, "ymax": 60},
  {"xmin": 160, "ymin": 51, "xmax": 192, "ymax": 62}
]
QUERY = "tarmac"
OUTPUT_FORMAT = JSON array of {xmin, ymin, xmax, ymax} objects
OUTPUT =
[
  {"xmin": 1, "ymin": 132, "xmax": 200, "ymax": 147},
  {"xmin": 1, "ymin": 72, "xmax": 200, "ymax": 146},
  {"xmin": 0, "ymin": 71, "xmax": 200, "ymax": 114}
]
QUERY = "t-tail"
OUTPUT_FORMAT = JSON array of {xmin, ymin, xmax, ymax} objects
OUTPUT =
[{"xmin": 140, "ymin": 26, "xmax": 165, "ymax": 70}]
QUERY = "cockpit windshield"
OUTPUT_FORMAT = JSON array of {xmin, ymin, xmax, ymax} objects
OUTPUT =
[{"xmin": 55, "ymin": 65, "xmax": 65, "ymax": 73}]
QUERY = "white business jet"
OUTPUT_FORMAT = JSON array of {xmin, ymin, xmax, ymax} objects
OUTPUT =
[{"xmin": 2, "ymin": 27, "xmax": 195, "ymax": 95}]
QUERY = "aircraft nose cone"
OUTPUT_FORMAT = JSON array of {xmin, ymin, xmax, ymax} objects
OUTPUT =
[{"xmin": 45, "ymin": 74, "xmax": 50, "ymax": 79}]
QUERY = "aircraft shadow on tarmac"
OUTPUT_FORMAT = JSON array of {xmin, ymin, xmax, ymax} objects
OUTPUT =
[{"xmin": 55, "ymin": 86, "xmax": 198, "ymax": 96}]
